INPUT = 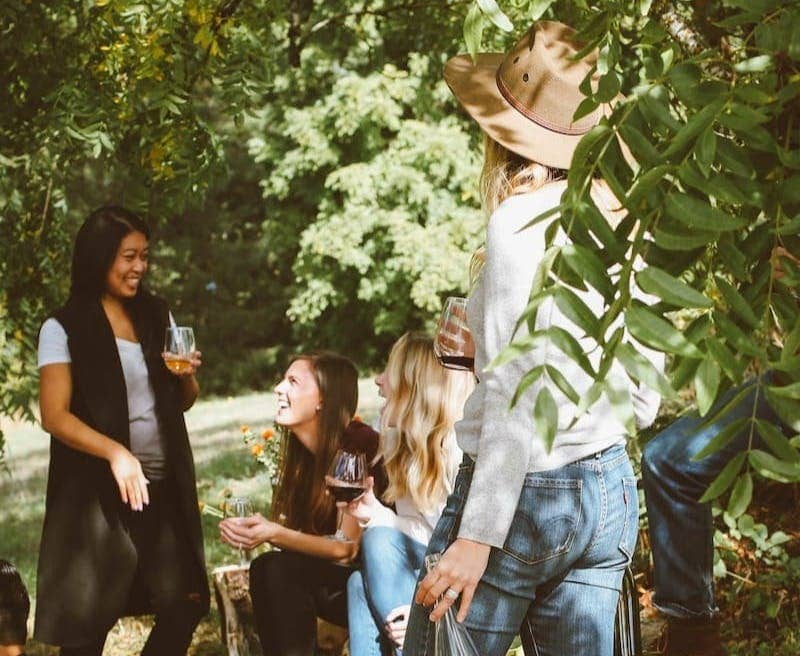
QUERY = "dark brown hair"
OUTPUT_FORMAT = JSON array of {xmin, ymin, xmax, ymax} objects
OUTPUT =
[{"xmin": 271, "ymin": 351, "xmax": 359, "ymax": 534}]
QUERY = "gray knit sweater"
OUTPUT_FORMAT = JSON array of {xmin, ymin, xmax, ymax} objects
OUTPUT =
[{"xmin": 455, "ymin": 182, "xmax": 663, "ymax": 548}]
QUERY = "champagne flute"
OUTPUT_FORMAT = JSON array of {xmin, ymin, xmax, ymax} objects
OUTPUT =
[
  {"xmin": 163, "ymin": 326, "xmax": 196, "ymax": 375},
  {"xmin": 325, "ymin": 450, "xmax": 368, "ymax": 542},
  {"xmin": 224, "ymin": 496, "xmax": 254, "ymax": 565},
  {"xmin": 434, "ymin": 297, "xmax": 475, "ymax": 371}
]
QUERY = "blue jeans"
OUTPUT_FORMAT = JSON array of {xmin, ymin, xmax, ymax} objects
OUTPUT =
[
  {"xmin": 641, "ymin": 378, "xmax": 778, "ymax": 619},
  {"xmin": 348, "ymin": 527, "xmax": 428, "ymax": 656},
  {"xmin": 403, "ymin": 444, "xmax": 639, "ymax": 656}
]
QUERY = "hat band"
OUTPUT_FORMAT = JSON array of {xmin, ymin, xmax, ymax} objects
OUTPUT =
[{"xmin": 495, "ymin": 70, "xmax": 596, "ymax": 136}]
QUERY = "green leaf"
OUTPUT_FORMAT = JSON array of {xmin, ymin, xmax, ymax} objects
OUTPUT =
[
  {"xmin": 765, "ymin": 382, "xmax": 800, "ymax": 399},
  {"xmin": 554, "ymin": 287, "xmax": 601, "ymax": 338},
  {"xmin": 534, "ymin": 387, "xmax": 558, "ymax": 453},
  {"xmin": 755, "ymin": 419, "xmax": 800, "ymax": 463},
  {"xmin": 734, "ymin": 55, "xmax": 773, "ymax": 73},
  {"xmin": 706, "ymin": 337, "xmax": 744, "ymax": 383},
  {"xmin": 727, "ymin": 472, "xmax": 753, "ymax": 518},
  {"xmin": 714, "ymin": 276, "xmax": 761, "ymax": 328},
  {"xmin": 541, "ymin": 326, "xmax": 596, "ymax": 377},
  {"xmin": 616, "ymin": 342, "xmax": 677, "ymax": 399},
  {"xmin": 695, "ymin": 358, "xmax": 721, "ymax": 416},
  {"xmin": 626, "ymin": 306, "xmax": 704, "ymax": 358},
  {"xmin": 559, "ymin": 244, "xmax": 614, "ymax": 301},
  {"xmin": 618, "ymin": 123, "xmax": 660, "ymax": 164},
  {"xmin": 596, "ymin": 72, "xmax": 621, "ymax": 103},
  {"xmin": 713, "ymin": 314, "xmax": 762, "ymax": 358},
  {"xmin": 606, "ymin": 380, "xmax": 636, "ymax": 434},
  {"xmin": 699, "ymin": 451, "xmax": 747, "ymax": 502},
  {"xmin": 545, "ymin": 364, "xmax": 580, "ymax": 404},
  {"xmin": 510, "ymin": 365, "xmax": 545, "ymax": 408},
  {"xmin": 463, "ymin": 4, "xmax": 487, "ymax": 62},
  {"xmin": 574, "ymin": 97, "xmax": 600, "ymax": 122},
  {"xmin": 660, "ymin": 98, "xmax": 726, "ymax": 160},
  {"xmin": 636, "ymin": 266, "xmax": 712, "ymax": 308},
  {"xmin": 476, "ymin": 0, "xmax": 513, "ymax": 32},
  {"xmin": 568, "ymin": 125, "xmax": 613, "ymax": 189},
  {"xmin": 692, "ymin": 417, "xmax": 749, "ymax": 460},
  {"xmin": 571, "ymin": 381, "xmax": 605, "ymax": 425},
  {"xmin": 530, "ymin": 0, "xmax": 556, "ymax": 21},
  {"xmin": 695, "ymin": 127, "xmax": 717, "ymax": 177},
  {"xmin": 665, "ymin": 193, "xmax": 748, "ymax": 231},
  {"xmin": 764, "ymin": 388, "xmax": 800, "ymax": 432},
  {"xmin": 489, "ymin": 334, "xmax": 539, "ymax": 370},
  {"xmin": 624, "ymin": 164, "xmax": 672, "ymax": 209},
  {"xmin": 653, "ymin": 226, "xmax": 717, "ymax": 251},
  {"xmin": 749, "ymin": 449, "xmax": 800, "ymax": 483}
]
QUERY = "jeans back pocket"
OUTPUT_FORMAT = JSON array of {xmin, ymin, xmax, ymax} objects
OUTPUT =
[
  {"xmin": 501, "ymin": 478, "xmax": 582, "ymax": 565},
  {"xmin": 618, "ymin": 476, "xmax": 639, "ymax": 563}
]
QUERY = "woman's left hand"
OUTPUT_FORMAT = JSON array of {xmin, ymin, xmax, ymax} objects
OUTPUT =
[
  {"xmin": 414, "ymin": 538, "xmax": 491, "ymax": 622},
  {"xmin": 219, "ymin": 512, "xmax": 277, "ymax": 550}
]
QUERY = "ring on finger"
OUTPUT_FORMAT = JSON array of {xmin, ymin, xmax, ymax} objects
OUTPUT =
[{"xmin": 444, "ymin": 587, "xmax": 459, "ymax": 601}]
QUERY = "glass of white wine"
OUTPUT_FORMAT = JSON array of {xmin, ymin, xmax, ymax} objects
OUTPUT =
[
  {"xmin": 224, "ymin": 496, "xmax": 255, "ymax": 565},
  {"xmin": 163, "ymin": 326, "xmax": 195, "ymax": 375}
]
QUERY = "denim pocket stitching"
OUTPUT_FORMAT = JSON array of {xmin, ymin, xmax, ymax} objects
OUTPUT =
[
  {"xmin": 499, "ymin": 479, "xmax": 582, "ymax": 565},
  {"xmin": 617, "ymin": 476, "xmax": 638, "ymax": 562}
]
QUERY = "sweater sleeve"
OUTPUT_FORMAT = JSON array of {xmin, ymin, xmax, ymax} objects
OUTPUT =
[{"xmin": 456, "ymin": 194, "xmax": 556, "ymax": 548}]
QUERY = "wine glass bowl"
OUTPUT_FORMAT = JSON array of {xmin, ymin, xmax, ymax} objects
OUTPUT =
[
  {"xmin": 224, "ymin": 496, "xmax": 254, "ymax": 565},
  {"xmin": 325, "ymin": 450, "xmax": 368, "ymax": 541},
  {"xmin": 163, "ymin": 326, "xmax": 195, "ymax": 375},
  {"xmin": 434, "ymin": 297, "xmax": 475, "ymax": 371}
]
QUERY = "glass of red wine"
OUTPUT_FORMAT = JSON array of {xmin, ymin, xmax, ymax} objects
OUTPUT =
[
  {"xmin": 325, "ymin": 449, "xmax": 368, "ymax": 541},
  {"xmin": 434, "ymin": 296, "xmax": 475, "ymax": 371}
]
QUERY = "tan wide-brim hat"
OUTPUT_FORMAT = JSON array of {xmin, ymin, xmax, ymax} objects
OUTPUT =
[{"xmin": 444, "ymin": 21, "xmax": 617, "ymax": 170}]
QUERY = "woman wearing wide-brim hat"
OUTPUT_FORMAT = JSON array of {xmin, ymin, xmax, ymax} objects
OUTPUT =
[{"xmin": 403, "ymin": 21, "xmax": 663, "ymax": 655}]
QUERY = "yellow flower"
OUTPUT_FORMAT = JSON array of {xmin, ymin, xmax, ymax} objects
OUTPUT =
[
  {"xmin": 251, "ymin": 443, "xmax": 264, "ymax": 457},
  {"xmin": 262, "ymin": 428, "xmax": 275, "ymax": 440},
  {"xmin": 240, "ymin": 425, "xmax": 250, "ymax": 434}
]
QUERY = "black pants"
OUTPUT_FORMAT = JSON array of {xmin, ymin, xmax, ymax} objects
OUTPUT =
[
  {"xmin": 249, "ymin": 550, "xmax": 353, "ymax": 656},
  {"xmin": 60, "ymin": 480, "xmax": 207, "ymax": 656}
]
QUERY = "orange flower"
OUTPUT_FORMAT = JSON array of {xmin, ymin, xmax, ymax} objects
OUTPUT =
[
  {"xmin": 262, "ymin": 428, "xmax": 275, "ymax": 441},
  {"xmin": 240, "ymin": 425, "xmax": 250, "ymax": 434},
  {"xmin": 251, "ymin": 443, "xmax": 264, "ymax": 457},
  {"xmin": 353, "ymin": 414, "xmax": 363, "ymax": 423}
]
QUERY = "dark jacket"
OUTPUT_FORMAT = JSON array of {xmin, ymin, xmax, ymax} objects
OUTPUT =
[{"xmin": 34, "ymin": 293, "xmax": 208, "ymax": 646}]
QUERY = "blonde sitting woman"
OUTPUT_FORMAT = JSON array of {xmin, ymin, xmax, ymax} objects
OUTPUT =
[{"xmin": 341, "ymin": 332, "xmax": 473, "ymax": 655}]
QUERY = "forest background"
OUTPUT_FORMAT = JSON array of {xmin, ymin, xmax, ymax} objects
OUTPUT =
[{"xmin": 1, "ymin": 0, "xmax": 800, "ymax": 652}]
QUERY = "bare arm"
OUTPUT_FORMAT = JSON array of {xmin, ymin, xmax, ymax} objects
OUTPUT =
[
  {"xmin": 39, "ymin": 363, "xmax": 150, "ymax": 510},
  {"xmin": 219, "ymin": 512, "xmax": 362, "ymax": 563}
]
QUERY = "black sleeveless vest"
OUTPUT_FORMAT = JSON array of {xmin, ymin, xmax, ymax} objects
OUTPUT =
[{"xmin": 34, "ymin": 293, "xmax": 208, "ymax": 646}]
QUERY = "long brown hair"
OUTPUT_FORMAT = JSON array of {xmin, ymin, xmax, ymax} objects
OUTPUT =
[{"xmin": 270, "ymin": 352, "xmax": 359, "ymax": 535}]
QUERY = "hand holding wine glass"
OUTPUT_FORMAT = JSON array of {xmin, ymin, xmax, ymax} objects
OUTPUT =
[
  {"xmin": 163, "ymin": 326, "xmax": 201, "ymax": 376},
  {"xmin": 434, "ymin": 297, "xmax": 475, "ymax": 371},
  {"xmin": 324, "ymin": 449, "xmax": 368, "ymax": 541},
  {"xmin": 224, "ymin": 496, "xmax": 254, "ymax": 565}
]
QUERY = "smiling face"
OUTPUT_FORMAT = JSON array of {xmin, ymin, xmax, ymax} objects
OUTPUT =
[
  {"xmin": 104, "ymin": 230, "xmax": 149, "ymax": 300},
  {"xmin": 274, "ymin": 358, "xmax": 322, "ymax": 446}
]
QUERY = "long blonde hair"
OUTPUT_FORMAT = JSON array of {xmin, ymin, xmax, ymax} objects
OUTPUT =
[
  {"xmin": 471, "ymin": 136, "xmax": 623, "ymax": 281},
  {"xmin": 380, "ymin": 332, "xmax": 473, "ymax": 513}
]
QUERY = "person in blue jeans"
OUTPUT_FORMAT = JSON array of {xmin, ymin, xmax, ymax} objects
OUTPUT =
[
  {"xmin": 402, "ymin": 21, "xmax": 664, "ymax": 656},
  {"xmin": 641, "ymin": 376, "xmax": 785, "ymax": 656},
  {"xmin": 342, "ymin": 333, "xmax": 473, "ymax": 655}
]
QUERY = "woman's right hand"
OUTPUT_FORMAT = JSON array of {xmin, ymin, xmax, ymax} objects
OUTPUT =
[
  {"xmin": 108, "ymin": 446, "xmax": 149, "ymax": 511},
  {"xmin": 336, "ymin": 476, "xmax": 378, "ymax": 524}
]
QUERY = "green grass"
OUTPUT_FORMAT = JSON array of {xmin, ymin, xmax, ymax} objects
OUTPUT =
[{"xmin": 0, "ymin": 382, "xmax": 382, "ymax": 655}]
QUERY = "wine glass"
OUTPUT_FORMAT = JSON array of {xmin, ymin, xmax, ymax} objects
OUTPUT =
[
  {"xmin": 224, "ymin": 496, "xmax": 254, "ymax": 565},
  {"xmin": 434, "ymin": 297, "xmax": 475, "ymax": 371},
  {"xmin": 325, "ymin": 450, "xmax": 368, "ymax": 542},
  {"xmin": 163, "ymin": 326, "xmax": 196, "ymax": 375}
]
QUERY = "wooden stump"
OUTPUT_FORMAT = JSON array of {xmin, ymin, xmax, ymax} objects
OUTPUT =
[{"xmin": 212, "ymin": 564, "xmax": 349, "ymax": 656}]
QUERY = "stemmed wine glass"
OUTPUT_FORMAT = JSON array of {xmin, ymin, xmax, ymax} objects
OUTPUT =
[
  {"xmin": 163, "ymin": 326, "xmax": 196, "ymax": 375},
  {"xmin": 325, "ymin": 450, "xmax": 368, "ymax": 542},
  {"xmin": 433, "ymin": 297, "xmax": 475, "ymax": 371},
  {"xmin": 224, "ymin": 496, "xmax": 254, "ymax": 565}
]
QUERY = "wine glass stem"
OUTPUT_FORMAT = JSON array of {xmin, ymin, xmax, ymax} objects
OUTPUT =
[{"xmin": 335, "ymin": 508, "xmax": 345, "ymax": 539}]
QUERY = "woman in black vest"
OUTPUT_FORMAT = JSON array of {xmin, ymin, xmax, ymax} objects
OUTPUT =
[{"xmin": 35, "ymin": 206, "xmax": 209, "ymax": 655}]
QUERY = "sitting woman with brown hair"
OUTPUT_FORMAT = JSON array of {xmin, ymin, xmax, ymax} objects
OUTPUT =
[{"xmin": 219, "ymin": 351, "xmax": 383, "ymax": 656}]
